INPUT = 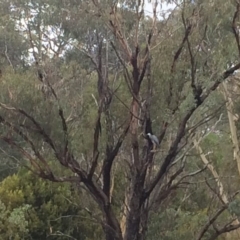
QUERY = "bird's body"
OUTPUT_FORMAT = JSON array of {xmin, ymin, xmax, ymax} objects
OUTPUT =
[{"xmin": 147, "ymin": 133, "xmax": 159, "ymax": 148}]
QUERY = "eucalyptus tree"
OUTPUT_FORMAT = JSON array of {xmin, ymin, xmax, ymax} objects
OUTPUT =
[
  {"xmin": 1, "ymin": 1, "xmax": 240, "ymax": 240},
  {"xmin": 0, "ymin": 1, "xmax": 27, "ymax": 68}
]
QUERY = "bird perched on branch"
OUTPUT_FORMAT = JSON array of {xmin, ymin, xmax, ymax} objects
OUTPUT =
[{"xmin": 147, "ymin": 133, "xmax": 159, "ymax": 152}]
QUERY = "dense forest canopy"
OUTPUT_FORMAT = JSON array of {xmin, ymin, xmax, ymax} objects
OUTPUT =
[{"xmin": 1, "ymin": 0, "xmax": 240, "ymax": 239}]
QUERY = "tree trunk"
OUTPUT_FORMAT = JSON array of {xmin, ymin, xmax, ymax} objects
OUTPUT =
[
  {"xmin": 221, "ymin": 82, "xmax": 240, "ymax": 175},
  {"xmin": 103, "ymin": 205, "xmax": 123, "ymax": 240},
  {"xmin": 124, "ymin": 172, "xmax": 145, "ymax": 240}
]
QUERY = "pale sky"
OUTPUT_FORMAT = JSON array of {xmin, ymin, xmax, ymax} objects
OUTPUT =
[
  {"xmin": 22, "ymin": 1, "xmax": 177, "ymax": 62},
  {"xmin": 144, "ymin": 1, "xmax": 176, "ymax": 18}
]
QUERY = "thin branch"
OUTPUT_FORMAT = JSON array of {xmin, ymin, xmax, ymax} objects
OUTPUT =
[
  {"xmin": 196, "ymin": 206, "xmax": 227, "ymax": 240},
  {"xmin": 208, "ymin": 222, "xmax": 240, "ymax": 240},
  {"xmin": 113, "ymin": 93, "xmax": 144, "ymax": 121},
  {"xmin": 4, "ymin": 40, "xmax": 14, "ymax": 69},
  {"xmin": 144, "ymin": 62, "xmax": 240, "ymax": 201},
  {"xmin": 232, "ymin": 2, "xmax": 240, "ymax": 57},
  {"xmin": 88, "ymin": 112, "xmax": 101, "ymax": 178},
  {"xmin": 110, "ymin": 41, "xmax": 133, "ymax": 90},
  {"xmin": 108, "ymin": 5, "xmax": 132, "ymax": 61},
  {"xmin": 0, "ymin": 114, "xmax": 52, "ymax": 173},
  {"xmin": 171, "ymin": 8, "xmax": 194, "ymax": 72},
  {"xmin": 203, "ymin": 62, "xmax": 240, "ymax": 100},
  {"xmin": 0, "ymin": 103, "xmax": 57, "ymax": 153},
  {"xmin": 196, "ymin": 191, "xmax": 240, "ymax": 240},
  {"xmin": 102, "ymin": 124, "xmax": 130, "ymax": 198}
]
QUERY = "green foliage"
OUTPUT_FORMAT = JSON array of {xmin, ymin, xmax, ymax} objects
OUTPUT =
[
  {"xmin": 1, "ymin": 0, "xmax": 240, "ymax": 239},
  {"xmin": 0, "ymin": 200, "xmax": 30, "ymax": 240},
  {"xmin": 148, "ymin": 208, "xmax": 209, "ymax": 240},
  {"xmin": 0, "ymin": 169, "xmax": 103, "ymax": 240},
  {"xmin": 229, "ymin": 198, "xmax": 240, "ymax": 218}
]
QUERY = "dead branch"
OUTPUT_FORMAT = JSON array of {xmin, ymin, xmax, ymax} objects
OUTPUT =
[
  {"xmin": 143, "ymin": 61, "xmax": 240, "ymax": 201},
  {"xmin": 171, "ymin": 9, "xmax": 195, "ymax": 72},
  {"xmin": 196, "ymin": 204, "xmax": 228, "ymax": 240},
  {"xmin": 232, "ymin": 2, "xmax": 240, "ymax": 57},
  {"xmin": 89, "ymin": 112, "xmax": 101, "ymax": 178},
  {"xmin": 108, "ymin": 5, "xmax": 132, "ymax": 61},
  {"xmin": 0, "ymin": 103, "xmax": 57, "ymax": 153},
  {"xmin": 0, "ymin": 114, "xmax": 52, "ymax": 173},
  {"xmin": 207, "ymin": 222, "xmax": 240, "ymax": 240},
  {"xmin": 102, "ymin": 124, "xmax": 130, "ymax": 198},
  {"xmin": 196, "ymin": 191, "xmax": 240, "ymax": 240},
  {"xmin": 183, "ymin": 9, "xmax": 203, "ymax": 106}
]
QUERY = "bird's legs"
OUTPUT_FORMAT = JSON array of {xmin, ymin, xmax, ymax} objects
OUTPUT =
[{"xmin": 151, "ymin": 143, "xmax": 157, "ymax": 152}]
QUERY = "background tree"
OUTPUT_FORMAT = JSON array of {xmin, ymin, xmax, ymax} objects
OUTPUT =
[
  {"xmin": 1, "ymin": 0, "xmax": 240, "ymax": 240},
  {"xmin": 0, "ymin": 168, "xmax": 103, "ymax": 240}
]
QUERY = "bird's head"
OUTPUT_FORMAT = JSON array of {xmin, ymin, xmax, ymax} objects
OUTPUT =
[{"xmin": 147, "ymin": 133, "xmax": 151, "ymax": 137}]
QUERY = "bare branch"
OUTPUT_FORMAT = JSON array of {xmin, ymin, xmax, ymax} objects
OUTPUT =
[
  {"xmin": 196, "ymin": 204, "xmax": 228, "ymax": 240},
  {"xmin": 102, "ymin": 124, "xmax": 130, "ymax": 198},
  {"xmin": 144, "ymin": 62, "xmax": 240, "ymax": 201},
  {"xmin": 108, "ymin": 5, "xmax": 132, "ymax": 61},
  {"xmin": 232, "ymin": 2, "xmax": 240, "ymax": 57},
  {"xmin": 89, "ymin": 112, "xmax": 101, "ymax": 179},
  {"xmin": 196, "ymin": 191, "xmax": 240, "ymax": 240},
  {"xmin": 208, "ymin": 222, "xmax": 240, "ymax": 240},
  {"xmin": 0, "ymin": 103, "xmax": 57, "ymax": 153},
  {"xmin": 0, "ymin": 114, "xmax": 52, "ymax": 174},
  {"xmin": 171, "ymin": 10, "xmax": 194, "ymax": 72}
]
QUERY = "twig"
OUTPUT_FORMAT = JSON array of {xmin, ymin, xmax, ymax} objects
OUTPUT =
[{"xmin": 232, "ymin": 2, "xmax": 240, "ymax": 57}]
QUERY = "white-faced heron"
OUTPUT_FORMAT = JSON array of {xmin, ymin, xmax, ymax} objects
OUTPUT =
[{"xmin": 147, "ymin": 133, "xmax": 159, "ymax": 149}]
